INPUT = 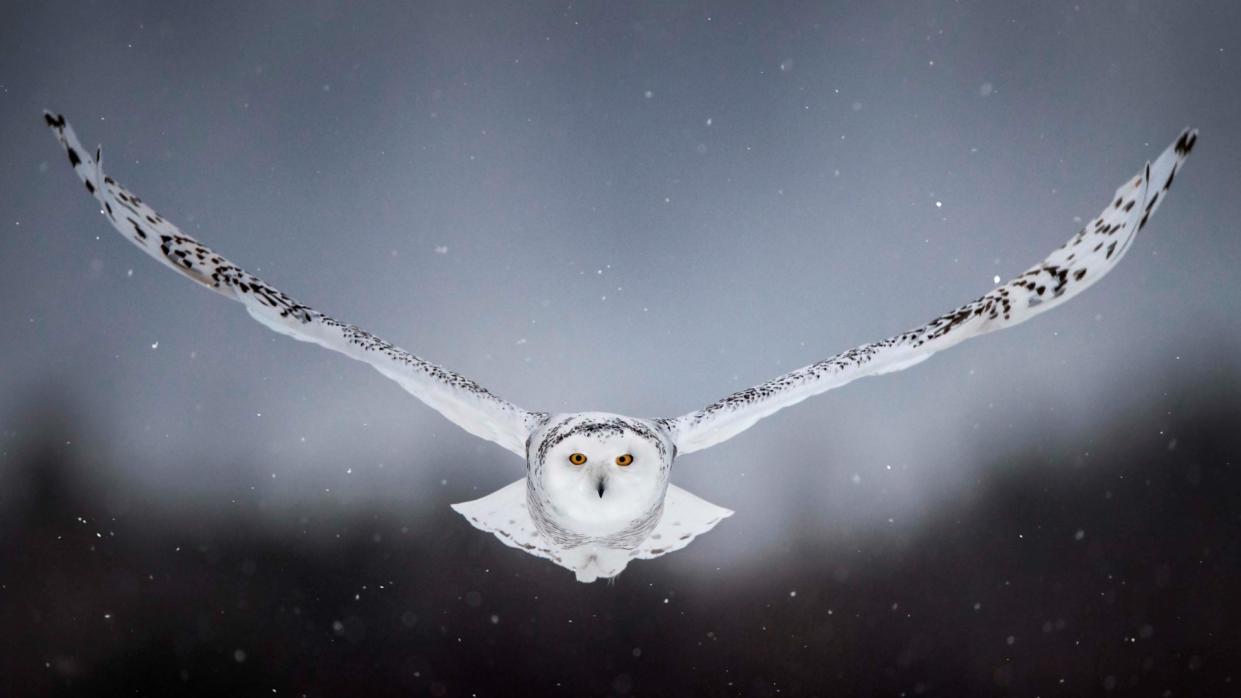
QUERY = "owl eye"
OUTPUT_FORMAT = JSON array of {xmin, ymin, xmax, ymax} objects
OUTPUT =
[
  {"xmin": 615, "ymin": 454, "xmax": 634, "ymax": 467},
  {"xmin": 568, "ymin": 452, "xmax": 587, "ymax": 465}
]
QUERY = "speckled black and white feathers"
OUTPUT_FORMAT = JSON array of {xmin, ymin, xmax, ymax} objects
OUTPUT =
[
  {"xmin": 663, "ymin": 129, "xmax": 1198, "ymax": 454},
  {"xmin": 44, "ymin": 112, "xmax": 542, "ymax": 455},
  {"xmin": 44, "ymin": 110, "xmax": 1198, "ymax": 582}
]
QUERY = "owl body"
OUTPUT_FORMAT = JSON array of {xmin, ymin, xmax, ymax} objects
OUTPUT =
[
  {"xmin": 451, "ymin": 413, "xmax": 733, "ymax": 582},
  {"xmin": 523, "ymin": 413, "xmax": 672, "ymax": 580},
  {"xmin": 526, "ymin": 413, "xmax": 672, "ymax": 541}
]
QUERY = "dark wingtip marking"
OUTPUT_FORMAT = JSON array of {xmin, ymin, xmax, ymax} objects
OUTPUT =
[
  {"xmin": 43, "ymin": 111, "xmax": 65, "ymax": 129},
  {"xmin": 1175, "ymin": 129, "xmax": 1197, "ymax": 156}
]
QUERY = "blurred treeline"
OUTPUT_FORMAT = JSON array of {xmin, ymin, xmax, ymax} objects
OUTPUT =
[{"xmin": 3, "ymin": 368, "xmax": 1239, "ymax": 697}]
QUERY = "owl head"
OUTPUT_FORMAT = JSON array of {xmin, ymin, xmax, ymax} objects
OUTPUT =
[{"xmin": 527, "ymin": 413, "xmax": 674, "ymax": 536}]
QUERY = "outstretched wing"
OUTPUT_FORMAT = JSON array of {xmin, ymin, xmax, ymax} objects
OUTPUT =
[
  {"xmin": 44, "ymin": 112, "xmax": 543, "ymax": 455},
  {"xmin": 663, "ymin": 129, "xmax": 1198, "ymax": 455}
]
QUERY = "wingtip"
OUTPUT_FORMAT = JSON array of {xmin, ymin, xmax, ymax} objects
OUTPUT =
[
  {"xmin": 43, "ymin": 110, "xmax": 66, "ymax": 130},
  {"xmin": 1175, "ymin": 128, "xmax": 1198, "ymax": 156}
]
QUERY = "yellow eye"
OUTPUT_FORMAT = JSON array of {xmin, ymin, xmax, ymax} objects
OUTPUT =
[
  {"xmin": 568, "ymin": 453, "xmax": 587, "ymax": 465},
  {"xmin": 615, "ymin": 454, "xmax": 634, "ymax": 467}
]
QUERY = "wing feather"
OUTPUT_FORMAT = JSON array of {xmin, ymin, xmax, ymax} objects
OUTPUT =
[
  {"xmin": 44, "ymin": 112, "xmax": 542, "ymax": 455},
  {"xmin": 663, "ymin": 130, "xmax": 1198, "ymax": 454}
]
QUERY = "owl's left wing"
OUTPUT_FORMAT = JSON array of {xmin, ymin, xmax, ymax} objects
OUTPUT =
[
  {"xmin": 44, "ymin": 112, "xmax": 543, "ymax": 455},
  {"xmin": 662, "ymin": 129, "xmax": 1197, "ymax": 455}
]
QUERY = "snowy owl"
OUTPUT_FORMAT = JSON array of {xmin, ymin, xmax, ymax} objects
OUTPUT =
[{"xmin": 43, "ymin": 112, "xmax": 1197, "ymax": 582}]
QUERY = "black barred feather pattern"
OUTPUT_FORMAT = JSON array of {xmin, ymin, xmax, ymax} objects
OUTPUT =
[
  {"xmin": 44, "ymin": 110, "xmax": 1198, "ymax": 582},
  {"xmin": 664, "ymin": 130, "xmax": 1197, "ymax": 454},
  {"xmin": 44, "ymin": 112, "xmax": 543, "ymax": 456}
]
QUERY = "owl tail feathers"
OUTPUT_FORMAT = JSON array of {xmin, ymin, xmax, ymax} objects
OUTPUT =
[
  {"xmin": 556, "ymin": 484, "xmax": 735, "ymax": 582},
  {"xmin": 452, "ymin": 479, "xmax": 734, "ymax": 582}
]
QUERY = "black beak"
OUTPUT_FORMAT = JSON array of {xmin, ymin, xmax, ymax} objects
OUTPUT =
[{"xmin": 596, "ymin": 478, "xmax": 606, "ymax": 498}]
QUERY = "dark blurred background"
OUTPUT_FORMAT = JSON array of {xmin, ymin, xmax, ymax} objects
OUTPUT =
[
  {"xmin": 4, "ymin": 363, "xmax": 1240, "ymax": 696},
  {"xmin": 3, "ymin": 1, "xmax": 1241, "ymax": 695}
]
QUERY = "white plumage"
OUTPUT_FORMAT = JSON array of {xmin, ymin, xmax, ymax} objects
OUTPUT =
[{"xmin": 44, "ymin": 111, "xmax": 1196, "ymax": 582}]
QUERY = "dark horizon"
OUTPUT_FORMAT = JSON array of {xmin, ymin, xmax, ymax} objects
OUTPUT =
[{"xmin": 4, "ymin": 363, "xmax": 1240, "ymax": 695}]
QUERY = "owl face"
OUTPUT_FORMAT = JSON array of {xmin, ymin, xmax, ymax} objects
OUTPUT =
[{"xmin": 528, "ymin": 413, "xmax": 673, "ymax": 536}]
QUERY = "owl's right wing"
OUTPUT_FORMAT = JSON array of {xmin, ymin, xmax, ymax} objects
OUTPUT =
[
  {"xmin": 661, "ymin": 129, "xmax": 1197, "ymax": 455},
  {"xmin": 45, "ymin": 112, "xmax": 544, "ymax": 456}
]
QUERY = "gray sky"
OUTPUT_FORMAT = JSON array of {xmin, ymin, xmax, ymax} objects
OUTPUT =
[{"xmin": 2, "ymin": 1, "xmax": 1239, "ymax": 568}]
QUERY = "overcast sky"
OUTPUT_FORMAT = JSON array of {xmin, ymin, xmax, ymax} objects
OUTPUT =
[{"xmin": 2, "ymin": 1, "xmax": 1239, "ymax": 565}]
